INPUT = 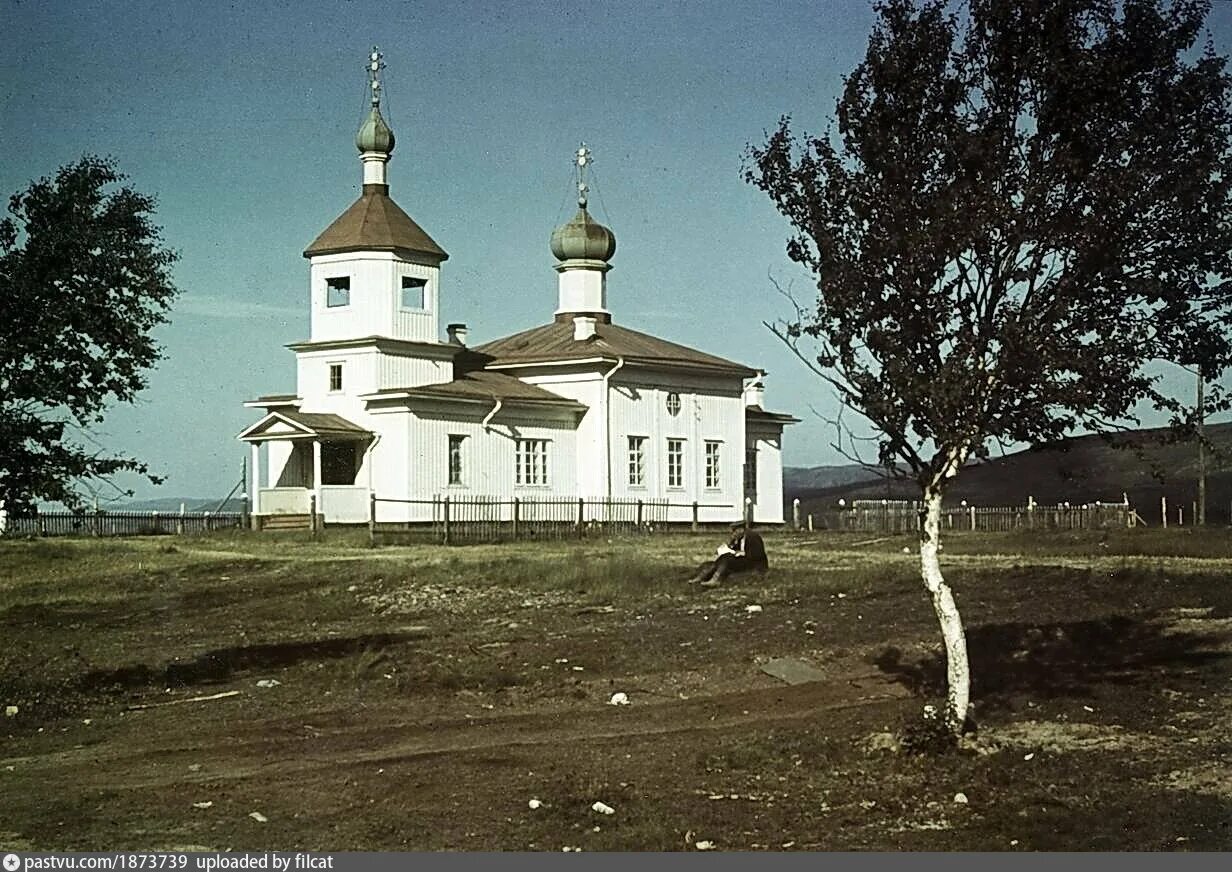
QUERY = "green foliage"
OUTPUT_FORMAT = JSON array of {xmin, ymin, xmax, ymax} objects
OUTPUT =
[
  {"xmin": 746, "ymin": 0, "xmax": 1232, "ymax": 493},
  {"xmin": 0, "ymin": 156, "xmax": 179, "ymax": 510}
]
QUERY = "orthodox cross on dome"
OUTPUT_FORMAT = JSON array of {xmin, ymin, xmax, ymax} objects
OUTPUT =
[
  {"xmin": 368, "ymin": 46, "xmax": 386, "ymax": 107},
  {"xmin": 575, "ymin": 143, "xmax": 592, "ymax": 208}
]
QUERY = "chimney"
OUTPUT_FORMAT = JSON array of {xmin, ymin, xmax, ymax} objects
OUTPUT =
[
  {"xmin": 743, "ymin": 374, "xmax": 766, "ymax": 408},
  {"xmin": 446, "ymin": 323, "xmax": 469, "ymax": 345},
  {"xmin": 573, "ymin": 315, "xmax": 598, "ymax": 341}
]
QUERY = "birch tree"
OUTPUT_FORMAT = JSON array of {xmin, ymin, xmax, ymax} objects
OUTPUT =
[{"xmin": 746, "ymin": 0, "xmax": 1232, "ymax": 735}]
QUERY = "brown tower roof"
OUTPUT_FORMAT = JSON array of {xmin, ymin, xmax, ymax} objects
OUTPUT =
[{"xmin": 303, "ymin": 184, "xmax": 448, "ymax": 260}]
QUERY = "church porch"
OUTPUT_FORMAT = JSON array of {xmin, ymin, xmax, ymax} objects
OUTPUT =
[{"xmin": 237, "ymin": 410, "xmax": 374, "ymax": 526}]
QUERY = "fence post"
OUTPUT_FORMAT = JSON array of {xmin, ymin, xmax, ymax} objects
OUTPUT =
[
  {"xmin": 744, "ymin": 497, "xmax": 753, "ymax": 529},
  {"xmin": 443, "ymin": 496, "xmax": 451, "ymax": 545},
  {"xmin": 368, "ymin": 492, "xmax": 377, "ymax": 548},
  {"xmin": 1178, "ymin": 505, "xmax": 1184, "ymax": 527},
  {"xmin": 93, "ymin": 497, "xmax": 101, "ymax": 537},
  {"xmin": 177, "ymin": 502, "xmax": 185, "ymax": 536},
  {"xmin": 1161, "ymin": 496, "xmax": 1168, "ymax": 529},
  {"xmin": 1027, "ymin": 495, "xmax": 1035, "ymax": 530},
  {"xmin": 512, "ymin": 497, "xmax": 521, "ymax": 540},
  {"xmin": 576, "ymin": 497, "xmax": 585, "ymax": 537},
  {"xmin": 792, "ymin": 498, "xmax": 801, "ymax": 531},
  {"xmin": 150, "ymin": 510, "xmax": 158, "ymax": 537},
  {"xmin": 37, "ymin": 505, "xmax": 45, "ymax": 537},
  {"xmin": 691, "ymin": 501, "xmax": 699, "ymax": 533},
  {"xmin": 636, "ymin": 499, "xmax": 643, "ymax": 531},
  {"xmin": 969, "ymin": 505, "xmax": 976, "ymax": 531},
  {"xmin": 309, "ymin": 495, "xmax": 318, "ymax": 538},
  {"xmin": 808, "ymin": 513, "xmax": 814, "ymax": 532}
]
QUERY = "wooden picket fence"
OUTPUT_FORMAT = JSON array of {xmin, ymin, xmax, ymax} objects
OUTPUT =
[
  {"xmin": 370, "ymin": 495, "xmax": 733, "ymax": 545},
  {"xmin": 1, "ymin": 510, "xmax": 247, "ymax": 538},
  {"xmin": 802, "ymin": 499, "xmax": 1132, "ymax": 534}
]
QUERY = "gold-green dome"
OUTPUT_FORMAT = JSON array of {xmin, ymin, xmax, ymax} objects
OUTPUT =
[
  {"xmin": 355, "ymin": 106, "xmax": 395, "ymax": 154},
  {"xmin": 549, "ymin": 206, "xmax": 616, "ymax": 262}
]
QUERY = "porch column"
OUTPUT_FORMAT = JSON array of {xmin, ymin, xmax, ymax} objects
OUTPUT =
[
  {"xmin": 250, "ymin": 441, "xmax": 261, "ymax": 515},
  {"xmin": 312, "ymin": 439, "xmax": 323, "ymax": 517}
]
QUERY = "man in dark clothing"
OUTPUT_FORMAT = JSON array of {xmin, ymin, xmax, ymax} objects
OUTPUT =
[{"xmin": 688, "ymin": 523, "xmax": 769, "ymax": 587}]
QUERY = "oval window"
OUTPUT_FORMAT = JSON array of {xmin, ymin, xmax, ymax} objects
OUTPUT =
[{"xmin": 665, "ymin": 392, "xmax": 682, "ymax": 416}]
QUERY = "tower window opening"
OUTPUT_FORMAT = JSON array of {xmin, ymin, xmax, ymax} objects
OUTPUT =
[
  {"xmin": 326, "ymin": 277, "xmax": 351, "ymax": 308},
  {"xmin": 328, "ymin": 363, "xmax": 343, "ymax": 392},
  {"xmin": 401, "ymin": 276, "xmax": 427, "ymax": 310}
]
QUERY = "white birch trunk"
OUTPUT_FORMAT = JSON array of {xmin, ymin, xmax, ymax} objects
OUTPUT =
[{"xmin": 920, "ymin": 486, "xmax": 971, "ymax": 734}]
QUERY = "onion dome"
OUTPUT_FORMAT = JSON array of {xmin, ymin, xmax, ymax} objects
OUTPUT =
[
  {"xmin": 355, "ymin": 105, "xmax": 395, "ymax": 154},
  {"xmin": 549, "ymin": 206, "xmax": 616, "ymax": 262}
]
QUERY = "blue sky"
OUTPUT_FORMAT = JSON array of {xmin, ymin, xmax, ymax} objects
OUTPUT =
[{"xmin": 2, "ymin": 0, "xmax": 1230, "ymax": 502}]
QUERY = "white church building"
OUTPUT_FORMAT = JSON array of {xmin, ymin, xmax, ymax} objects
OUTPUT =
[{"xmin": 238, "ymin": 51, "xmax": 796, "ymax": 528}]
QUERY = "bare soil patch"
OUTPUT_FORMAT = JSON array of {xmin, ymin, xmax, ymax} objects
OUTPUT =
[{"xmin": 1, "ymin": 531, "xmax": 1229, "ymax": 850}]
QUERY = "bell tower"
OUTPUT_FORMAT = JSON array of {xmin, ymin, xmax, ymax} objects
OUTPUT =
[{"xmin": 302, "ymin": 47, "xmax": 449, "ymax": 346}]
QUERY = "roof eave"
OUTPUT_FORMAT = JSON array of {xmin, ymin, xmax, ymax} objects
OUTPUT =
[{"xmin": 302, "ymin": 243, "xmax": 449, "ymax": 261}]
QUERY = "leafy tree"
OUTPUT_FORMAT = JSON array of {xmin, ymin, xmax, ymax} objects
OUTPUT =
[
  {"xmin": 0, "ymin": 156, "xmax": 179, "ymax": 512},
  {"xmin": 746, "ymin": 0, "xmax": 1232, "ymax": 734}
]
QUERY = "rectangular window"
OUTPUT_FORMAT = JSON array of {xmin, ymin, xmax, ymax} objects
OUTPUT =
[
  {"xmin": 326, "ymin": 277, "xmax": 350, "ymax": 308},
  {"xmin": 328, "ymin": 363, "xmax": 343, "ymax": 392},
  {"xmin": 666, "ymin": 438, "xmax": 685, "ymax": 489},
  {"xmin": 515, "ymin": 439, "xmax": 549, "ymax": 486},
  {"xmin": 448, "ymin": 434, "xmax": 465, "ymax": 486},
  {"xmin": 705, "ymin": 441, "xmax": 721, "ymax": 489},
  {"xmin": 627, "ymin": 436, "xmax": 646, "ymax": 487},
  {"xmin": 401, "ymin": 276, "xmax": 427, "ymax": 310},
  {"xmin": 744, "ymin": 445, "xmax": 758, "ymax": 503}
]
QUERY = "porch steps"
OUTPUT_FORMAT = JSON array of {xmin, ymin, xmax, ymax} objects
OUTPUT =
[{"xmin": 258, "ymin": 513, "xmax": 316, "ymax": 531}]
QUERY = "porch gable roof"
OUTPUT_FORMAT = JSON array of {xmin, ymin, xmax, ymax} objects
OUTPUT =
[{"xmin": 237, "ymin": 409, "xmax": 371, "ymax": 442}]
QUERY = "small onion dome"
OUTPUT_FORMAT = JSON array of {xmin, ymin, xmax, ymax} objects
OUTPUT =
[
  {"xmin": 355, "ymin": 106, "xmax": 396, "ymax": 154},
  {"xmin": 550, "ymin": 206, "xmax": 616, "ymax": 262}
]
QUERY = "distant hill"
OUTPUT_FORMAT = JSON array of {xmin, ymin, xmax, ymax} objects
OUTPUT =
[
  {"xmin": 783, "ymin": 464, "xmax": 884, "ymax": 492},
  {"xmin": 118, "ymin": 496, "xmax": 246, "ymax": 513},
  {"xmin": 787, "ymin": 421, "xmax": 1232, "ymax": 525}
]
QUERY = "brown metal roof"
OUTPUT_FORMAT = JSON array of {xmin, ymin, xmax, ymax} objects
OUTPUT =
[
  {"xmin": 277, "ymin": 409, "xmax": 372, "ymax": 436},
  {"xmin": 746, "ymin": 406, "xmax": 800, "ymax": 425},
  {"xmin": 303, "ymin": 184, "xmax": 448, "ymax": 260},
  {"xmin": 473, "ymin": 320, "xmax": 758, "ymax": 376},
  {"xmin": 366, "ymin": 370, "xmax": 587, "ymax": 409},
  {"xmin": 237, "ymin": 409, "xmax": 371, "ymax": 442}
]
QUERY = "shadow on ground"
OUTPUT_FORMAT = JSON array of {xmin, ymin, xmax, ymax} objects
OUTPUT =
[
  {"xmin": 873, "ymin": 613, "xmax": 1229, "ymax": 707},
  {"xmin": 79, "ymin": 629, "xmax": 432, "ymax": 691}
]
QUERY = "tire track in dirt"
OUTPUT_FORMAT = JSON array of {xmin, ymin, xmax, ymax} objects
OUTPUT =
[{"xmin": 2, "ymin": 675, "xmax": 911, "ymax": 791}]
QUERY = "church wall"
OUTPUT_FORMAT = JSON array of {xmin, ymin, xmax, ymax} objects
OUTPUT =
[
  {"xmin": 308, "ymin": 252, "xmax": 440, "ymax": 344},
  {"xmin": 606, "ymin": 373, "xmax": 746, "ymax": 524},
  {"xmin": 297, "ymin": 348, "xmax": 378, "ymax": 407},
  {"xmin": 377, "ymin": 353, "xmax": 452, "ymax": 390},
  {"xmin": 376, "ymin": 406, "xmax": 579, "ymax": 521},
  {"xmin": 512, "ymin": 373, "xmax": 607, "ymax": 496},
  {"xmin": 365, "ymin": 411, "xmax": 410, "ymax": 510},
  {"xmin": 510, "ymin": 366, "xmax": 750, "ymax": 521},
  {"xmin": 297, "ymin": 346, "xmax": 451, "ymax": 402},
  {"xmin": 748, "ymin": 424, "xmax": 786, "ymax": 524},
  {"xmin": 390, "ymin": 259, "xmax": 441, "ymax": 343}
]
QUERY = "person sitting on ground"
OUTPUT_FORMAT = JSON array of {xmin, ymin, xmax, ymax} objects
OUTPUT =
[{"xmin": 688, "ymin": 523, "xmax": 769, "ymax": 587}]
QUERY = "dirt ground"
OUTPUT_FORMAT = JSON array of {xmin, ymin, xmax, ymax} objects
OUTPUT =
[{"xmin": 1, "ymin": 529, "xmax": 1229, "ymax": 851}]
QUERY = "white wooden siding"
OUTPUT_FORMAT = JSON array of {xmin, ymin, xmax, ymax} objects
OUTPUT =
[{"xmin": 309, "ymin": 251, "xmax": 441, "ymax": 344}]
